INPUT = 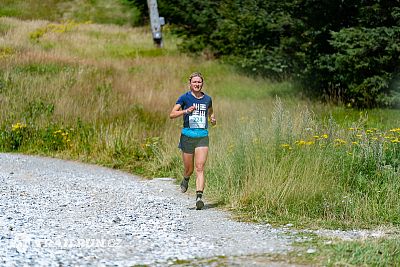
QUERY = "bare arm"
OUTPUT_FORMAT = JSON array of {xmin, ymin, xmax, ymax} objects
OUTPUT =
[
  {"xmin": 169, "ymin": 104, "xmax": 196, "ymax": 119},
  {"xmin": 208, "ymin": 107, "xmax": 216, "ymax": 126}
]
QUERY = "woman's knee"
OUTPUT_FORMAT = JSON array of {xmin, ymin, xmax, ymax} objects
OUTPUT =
[
  {"xmin": 195, "ymin": 164, "xmax": 205, "ymax": 173},
  {"xmin": 184, "ymin": 165, "xmax": 194, "ymax": 175},
  {"xmin": 184, "ymin": 168, "xmax": 193, "ymax": 176}
]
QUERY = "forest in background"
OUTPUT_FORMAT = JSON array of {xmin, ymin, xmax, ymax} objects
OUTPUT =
[{"xmin": 133, "ymin": 0, "xmax": 400, "ymax": 108}]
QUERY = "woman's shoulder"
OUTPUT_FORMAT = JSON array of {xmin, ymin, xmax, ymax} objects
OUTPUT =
[
  {"xmin": 177, "ymin": 91, "xmax": 191, "ymax": 99},
  {"xmin": 203, "ymin": 93, "xmax": 212, "ymax": 101},
  {"xmin": 183, "ymin": 91, "xmax": 192, "ymax": 97}
]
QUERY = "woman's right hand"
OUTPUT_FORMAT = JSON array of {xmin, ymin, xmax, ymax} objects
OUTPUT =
[{"xmin": 185, "ymin": 105, "xmax": 196, "ymax": 114}]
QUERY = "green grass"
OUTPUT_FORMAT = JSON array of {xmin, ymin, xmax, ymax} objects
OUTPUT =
[
  {"xmin": 0, "ymin": 0, "xmax": 140, "ymax": 26},
  {"xmin": 0, "ymin": 21, "xmax": 12, "ymax": 36},
  {"xmin": 14, "ymin": 62, "xmax": 73, "ymax": 75},
  {"xmin": 105, "ymin": 44, "xmax": 176, "ymax": 58},
  {"xmin": 322, "ymin": 238, "xmax": 400, "ymax": 266},
  {"xmin": 287, "ymin": 233, "xmax": 400, "ymax": 266},
  {"xmin": 298, "ymin": 100, "xmax": 400, "ymax": 129},
  {"xmin": 205, "ymin": 101, "xmax": 400, "ymax": 228},
  {"xmin": 193, "ymin": 62, "xmax": 299, "ymax": 100}
]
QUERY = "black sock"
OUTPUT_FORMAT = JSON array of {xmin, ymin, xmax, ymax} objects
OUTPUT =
[
  {"xmin": 184, "ymin": 176, "xmax": 190, "ymax": 181},
  {"xmin": 196, "ymin": 191, "xmax": 203, "ymax": 199}
]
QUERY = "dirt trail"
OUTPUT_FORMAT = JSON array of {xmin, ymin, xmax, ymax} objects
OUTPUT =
[{"xmin": 0, "ymin": 153, "xmax": 297, "ymax": 266}]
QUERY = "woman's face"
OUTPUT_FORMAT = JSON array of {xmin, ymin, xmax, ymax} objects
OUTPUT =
[{"xmin": 190, "ymin": 76, "xmax": 203, "ymax": 92}]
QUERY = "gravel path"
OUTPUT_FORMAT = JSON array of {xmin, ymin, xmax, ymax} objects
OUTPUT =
[{"xmin": 0, "ymin": 153, "xmax": 294, "ymax": 266}]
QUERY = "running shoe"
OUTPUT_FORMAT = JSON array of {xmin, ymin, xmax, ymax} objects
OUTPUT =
[
  {"xmin": 180, "ymin": 178, "xmax": 189, "ymax": 193},
  {"xmin": 196, "ymin": 197, "xmax": 204, "ymax": 210}
]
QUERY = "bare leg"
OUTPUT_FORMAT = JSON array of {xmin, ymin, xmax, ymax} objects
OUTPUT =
[
  {"xmin": 194, "ymin": 147, "xmax": 209, "ymax": 192},
  {"xmin": 180, "ymin": 152, "xmax": 194, "ymax": 193},
  {"xmin": 182, "ymin": 152, "xmax": 194, "ymax": 177}
]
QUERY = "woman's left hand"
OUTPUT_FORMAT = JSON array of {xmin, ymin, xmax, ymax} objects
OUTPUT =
[{"xmin": 210, "ymin": 115, "xmax": 216, "ymax": 126}]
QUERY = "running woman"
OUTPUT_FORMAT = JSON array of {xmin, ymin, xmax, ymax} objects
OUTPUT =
[{"xmin": 169, "ymin": 72, "xmax": 216, "ymax": 210}]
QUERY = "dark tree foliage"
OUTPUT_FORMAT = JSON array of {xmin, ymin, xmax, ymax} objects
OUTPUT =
[
  {"xmin": 125, "ymin": 0, "xmax": 148, "ymax": 25},
  {"xmin": 209, "ymin": 1, "xmax": 302, "ymax": 77},
  {"xmin": 295, "ymin": 0, "xmax": 400, "ymax": 107},
  {"xmin": 156, "ymin": 0, "xmax": 400, "ymax": 107},
  {"xmin": 158, "ymin": 0, "xmax": 222, "ymax": 52}
]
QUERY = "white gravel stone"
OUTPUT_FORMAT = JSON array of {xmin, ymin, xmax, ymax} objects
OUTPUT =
[{"xmin": 306, "ymin": 248, "xmax": 317, "ymax": 254}]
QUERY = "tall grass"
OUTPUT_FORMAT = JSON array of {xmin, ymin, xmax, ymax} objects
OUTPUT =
[
  {"xmin": 201, "ymin": 99, "xmax": 400, "ymax": 228},
  {"xmin": 319, "ymin": 238, "xmax": 400, "ymax": 266},
  {"xmin": 0, "ymin": 0, "xmax": 140, "ymax": 26},
  {"xmin": 1, "ymin": 16, "xmax": 399, "ymax": 228}
]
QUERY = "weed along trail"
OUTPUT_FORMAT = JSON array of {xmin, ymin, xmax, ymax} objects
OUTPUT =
[{"xmin": 0, "ymin": 153, "xmax": 294, "ymax": 266}]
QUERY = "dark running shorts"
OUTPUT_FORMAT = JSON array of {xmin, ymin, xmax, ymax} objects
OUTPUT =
[{"xmin": 178, "ymin": 135, "xmax": 209, "ymax": 154}]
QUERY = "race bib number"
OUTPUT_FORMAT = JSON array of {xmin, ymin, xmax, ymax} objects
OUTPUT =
[{"xmin": 189, "ymin": 115, "xmax": 206, "ymax": 128}]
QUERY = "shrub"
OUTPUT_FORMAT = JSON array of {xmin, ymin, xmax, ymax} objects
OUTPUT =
[
  {"xmin": 0, "ymin": 122, "xmax": 29, "ymax": 150},
  {"xmin": 306, "ymin": 27, "xmax": 400, "ymax": 108},
  {"xmin": 41, "ymin": 126, "xmax": 72, "ymax": 151}
]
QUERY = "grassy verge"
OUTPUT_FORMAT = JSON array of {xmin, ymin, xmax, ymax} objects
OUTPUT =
[
  {"xmin": 321, "ymin": 238, "xmax": 400, "ymax": 266},
  {"xmin": 135, "ymin": 234, "xmax": 400, "ymax": 266},
  {"xmin": 288, "ymin": 233, "xmax": 400, "ymax": 266}
]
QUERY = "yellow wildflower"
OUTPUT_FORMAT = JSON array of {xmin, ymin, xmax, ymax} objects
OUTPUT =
[
  {"xmin": 295, "ymin": 140, "xmax": 307, "ymax": 145},
  {"xmin": 11, "ymin": 122, "xmax": 27, "ymax": 131},
  {"xmin": 334, "ymin": 138, "xmax": 347, "ymax": 145},
  {"xmin": 281, "ymin": 144, "xmax": 292, "ymax": 150},
  {"xmin": 239, "ymin": 116, "xmax": 248, "ymax": 122},
  {"xmin": 227, "ymin": 144, "xmax": 235, "ymax": 153},
  {"xmin": 252, "ymin": 138, "xmax": 260, "ymax": 144}
]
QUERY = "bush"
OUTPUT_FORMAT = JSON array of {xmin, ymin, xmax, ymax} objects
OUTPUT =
[{"xmin": 305, "ymin": 26, "xmax": 400, "ymax": 108}]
